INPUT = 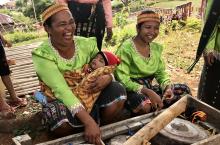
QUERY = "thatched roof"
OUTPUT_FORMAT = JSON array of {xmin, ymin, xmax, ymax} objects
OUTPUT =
[{"xmin": 0, "ymin": 13, "xmax": 14, "ymax": 25}]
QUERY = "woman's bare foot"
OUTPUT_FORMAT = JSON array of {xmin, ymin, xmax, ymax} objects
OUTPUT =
[
  {"xmin": 7, "ymin": 97, "xmax": 28, "ymax": 107},
  {"xmin": 0, "ymin": 103, "xmax": 16, "ymax": 119}
]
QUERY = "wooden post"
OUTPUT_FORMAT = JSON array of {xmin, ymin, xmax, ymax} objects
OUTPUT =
[
  {"xmin": 191, "ymin": 134, "xmax": 220, "ymax": 145},
  {"xmin": 12, "ymin": 134, "xmax": 32, "ymax": 145},
  {"xmin": 123, "ymin": 95, "xmax": 188, "ymax": 145}
]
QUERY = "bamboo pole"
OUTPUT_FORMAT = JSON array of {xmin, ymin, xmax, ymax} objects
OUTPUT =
[{"xmin": 123, "ymin": 95, "xmax": 188, "ymax": 145}]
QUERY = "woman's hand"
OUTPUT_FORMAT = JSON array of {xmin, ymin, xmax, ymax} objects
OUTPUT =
[
  {"xmin": 84, "ymin": 120, "xmax": 102, "ymax": 145},
  {"xmin": 141, "ymin": 88, "xmax": 163, "ymax": 109},
  {"xmin": 204, "ymin": 52, "xmax": 215, "ymax": 66},
  {"xmin": 0, "ymin": 34, "xmax": 12, "ymax": 47},
  {"xmin": 4, "ymin": 40, "xmax": 12, "ymax": 47},
  {"xmin": 163, "ymin": 87, "xmax": 174, "ymax": 100},
  {"xmin": 76, "ymin": 109, "xmax": 102, "ymax": 145},
  {"xmin": 163, "ymin": 85, "xmax": 174, "ymax": 104},
  {"xmin": 87, "ymin": 74, "xmax": 112, "ymax": 93},
  {"xmin": 105, "ymin": 27, "xmax": 113, "ymax": 41}
]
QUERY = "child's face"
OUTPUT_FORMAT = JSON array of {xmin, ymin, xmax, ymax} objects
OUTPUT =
[{"xmin": 90, "ymin": 54, "xmax": 106, "ymax": 70}]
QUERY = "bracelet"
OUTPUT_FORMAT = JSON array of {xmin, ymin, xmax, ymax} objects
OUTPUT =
[
  {"xmin": 137, "ymin": 85, "xmax": 144, "ymax": 94},
  {"xmin": 110, "ymin": 73, "xmax": 115, "ymax": 81}
]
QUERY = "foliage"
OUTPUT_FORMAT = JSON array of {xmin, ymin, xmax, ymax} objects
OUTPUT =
[
  {"xmin": 112, "ymin": 0, "xmax": 124, "ymax": 9},
  {"xmin": 105, "ymin": 23, "xmax": 136, "ymax": 50},
  {"xmin": 156, "ymin": 29, "xmax": 202, "ymax": 70},
  {"xmin": 185, "ymin": 17, "xmax": 202, "ymax": 32},
  {"xmin": 162, "ymin": 17, "xmax": 201, "ymax": 33},
  {"xmin": 4, "ymin": 31, "xmax": 47, "ymax": 44},
  {"xmin": 112, "ymin": 0, "xmax": 201, "ymax": 14},
  {"xmin": 113, "ymin": 6, "xmax": 130, "ymax": 28},
  {"xmin": 0, "ymin": 9, "xmax": 33, "ymax": 29},
  {"xmin": 15, "ymin": 0, "xmax": 53, "ymax": 21}
]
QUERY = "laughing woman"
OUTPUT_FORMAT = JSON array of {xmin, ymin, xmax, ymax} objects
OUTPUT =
[
  {"xmin": 32, "ymin": 3, "xmax": 126, "ymax": 145},
  {"xmin": 115, "ymin": 10, "xmax": 191, "ymax": 115}
]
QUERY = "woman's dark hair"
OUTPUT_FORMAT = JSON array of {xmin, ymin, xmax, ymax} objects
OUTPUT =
[
  {"xmin": 136, "ymin": 9, "xmax": 157, "ymax": 29},
  {"xmin": 43, "ymin": 17, "xmax": 52, "ymax": 27}
]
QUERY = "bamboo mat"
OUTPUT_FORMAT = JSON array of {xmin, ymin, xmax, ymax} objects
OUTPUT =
[{"xmin": 4, "ymin": 42, "xmax": 42, "ymax": 97}]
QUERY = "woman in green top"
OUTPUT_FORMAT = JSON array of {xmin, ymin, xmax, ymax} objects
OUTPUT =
[
  {"xmin": 32, "ymin": 3, "xmax": 126, "ymax": 145},
  {"xmin": 198, "ymin": 0, "xmax": 220, "ymax": 110},
  {"xmin": 115, "ymin": 10, "xmax": 191, "ymax": 115}
]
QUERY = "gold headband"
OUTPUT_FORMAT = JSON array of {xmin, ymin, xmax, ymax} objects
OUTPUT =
[
  {"xmin": 137, "ymin": 13, "xmax": 160, "ymax": 24},
  {"xmin": 41, "ymin": 3, "xmax": 69, "ymax": 24}
]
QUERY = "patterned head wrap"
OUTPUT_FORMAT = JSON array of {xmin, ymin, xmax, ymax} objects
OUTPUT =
[
  {"xmin": 41, "ymin": 3, "xmax": 69, "ymax": 24},
  {"xmin": 137, "ymin": 12, "xmax": 160, "ymax": 24}
]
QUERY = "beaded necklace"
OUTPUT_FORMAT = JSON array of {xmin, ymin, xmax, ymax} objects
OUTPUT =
[
  {"xmin": 132, "ymin": 37, "xmax": 152, "ymax": 61},
  {"xmin": 49, "ymin": 38, "xmax": 78, "ymax": 63}
]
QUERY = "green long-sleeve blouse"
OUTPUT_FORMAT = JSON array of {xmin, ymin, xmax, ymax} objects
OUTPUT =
[
  {"xmin": 204, "ymin": 0, "xmax": 220, "ymax": 54},
  {"xmin": 115, "ymin": 39, "xmax": 170, "ymax": 92},
  {"xmin": 32, "ymin": 36, "xmax": 98, "ymax": 115}
]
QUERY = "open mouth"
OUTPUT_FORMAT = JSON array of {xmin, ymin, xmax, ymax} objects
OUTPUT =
[
  {"xmin": 63, "ymin": 32, "xmax": 73, "ymax": 39},
  {"xmin": 147, "ymin": 35, "xmax": 154, "ymax": 40}
]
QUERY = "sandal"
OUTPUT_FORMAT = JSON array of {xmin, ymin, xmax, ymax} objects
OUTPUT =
[
  {"xmin": 7, "ymin": 98, "xmax": 28, "ymax": 108},
  {"xmin": 0, "ymin": 107, "xmax": 16, "ymax": 119}
]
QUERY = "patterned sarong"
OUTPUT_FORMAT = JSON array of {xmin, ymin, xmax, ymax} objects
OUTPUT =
[{"xmin": 41, "ymin": 65, "xmax": 116, "ymax": 113}]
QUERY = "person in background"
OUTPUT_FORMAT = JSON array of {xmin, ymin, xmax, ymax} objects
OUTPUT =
[
  {"xmin": 198, "ymin": 0, "xmax": 220, "ymax": 110},
  {"xmin": 55, "ymin": 0, "xmax": 113, "ymax": 50},
  {"xmin": 32, "ymin": 4, "xmax": 125, "ymax": 144},
  {"xmin": 0, "ymin": 33, "xmax": 27, "ymax": 119},
  {"xmin": 115, "ymin": 10, "xmax": 191, "ymax": 115}
]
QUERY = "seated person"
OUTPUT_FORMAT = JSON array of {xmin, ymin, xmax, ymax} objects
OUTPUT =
[
  {"xmin": 32, "ymin": 3, "xmax": 126, "ymax": 144},
  {"xmin": 115, "ymin": 10, "xmax": 191, "ymax": 115},
  {"xmin": 41, "ymin": 51, "xmax": 121, "ymax": 113}
]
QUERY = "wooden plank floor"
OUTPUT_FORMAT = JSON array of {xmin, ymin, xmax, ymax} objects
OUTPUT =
[{"xmin": 4, "ymin": 42, "xmax": 42, "ymax": 97}]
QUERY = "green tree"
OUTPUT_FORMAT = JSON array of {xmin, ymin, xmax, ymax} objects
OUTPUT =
[{"xmin": 15, "ymin": 0, "xmax": 53, "ymax": 21}]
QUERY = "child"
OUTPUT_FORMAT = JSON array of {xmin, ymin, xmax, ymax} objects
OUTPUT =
[
  {"xmin": 83, "ymin": 51, "xmax": 120, "ymax": 74},
  {"xmin": 40, "ymin": 51, "xmax": 120, "ymax": 112}
]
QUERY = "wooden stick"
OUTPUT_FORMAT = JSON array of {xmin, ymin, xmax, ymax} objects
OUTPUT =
[
  {"xmin": 123, "ymin": 95, "xmax": 188, "ymax": 145},
  {"xmin": 100, "ymin": 139, "xmax": 105, "ymax": 145}
]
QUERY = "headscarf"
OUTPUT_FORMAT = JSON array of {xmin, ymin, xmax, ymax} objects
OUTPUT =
[
  {"xmin": 137, "ymin": 11, "xmax": 160, "ymax": 24},
  {"xmin": 41, "ymin": 3, "xmax": 69, "ymax": 24}
]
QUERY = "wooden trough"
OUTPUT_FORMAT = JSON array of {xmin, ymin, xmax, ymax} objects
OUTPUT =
[{"xmin": 12, "ymin": 95, "xmax": 220, "ymax": 145}]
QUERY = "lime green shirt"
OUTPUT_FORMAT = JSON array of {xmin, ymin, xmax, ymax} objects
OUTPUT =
[
  {"xmin": 205, "ymin": 0, "xmax": 220, "ymax": 53},
  {"xmin": 115, "ymin": 39, "xmax": 170, "ymax": 92},
  {"xmin": 32, "ymin": 36, "xmax": 98, "ymax": 114}
]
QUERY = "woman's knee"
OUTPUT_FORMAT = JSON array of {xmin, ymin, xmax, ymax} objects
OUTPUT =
[
  {"xmin": 103, "ymin": 99, "xmax": 125, "ymax": 114},
  {"xmin": 108, "ymin": 81, "xmax": 126, "ymax": 94},
  {"xmin": 117, "ymin": 99, "xmax": 126, "ymax": 108},
  {"xmin": 52, "ymin": 122, "xmax": 74, "ymax": 137}
]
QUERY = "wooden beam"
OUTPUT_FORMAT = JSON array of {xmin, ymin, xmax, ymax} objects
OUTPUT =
[
  {"xmin": 12, "ymin": 134, "xmax": 32, "ymax": 145},
  {"xmin": 123, "ymin": 95, "xmax": 188, "ymax": 145},
  {"xmin": 187, "ymin": 97, "xmax": 220, "ymax": 131},
  {"xmin": 192, "ymin": 134, "xmax": 220, "ymax": 145}
]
